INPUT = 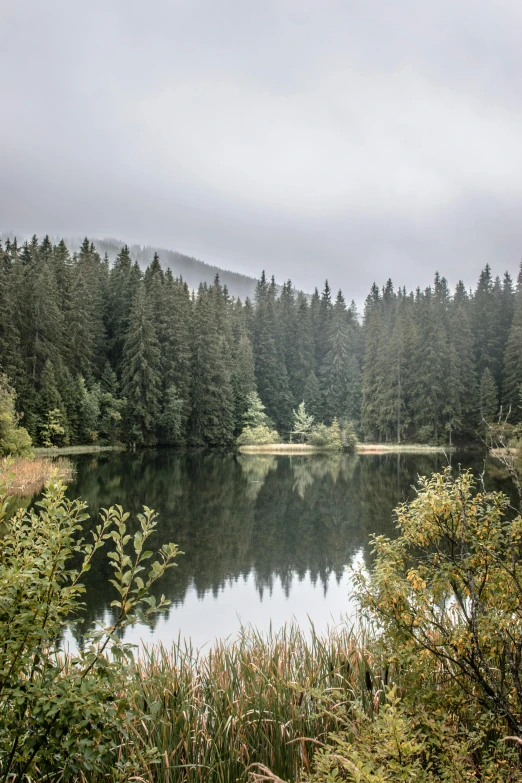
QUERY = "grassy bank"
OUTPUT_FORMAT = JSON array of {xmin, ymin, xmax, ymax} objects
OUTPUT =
[
  {"xmin": 239, "ymin": 442, "xmax": 456, "ymax": 455},
  {"xmin": 34, "ymin": 444, "xmax": 123, "ymax": 456},
  {"xmin": 357, "ymin": 442, "xmax": 456, "ymax": 454},
  {"xmin": 238, "ymin": 443, "xmax": 325, "ymax": 454}
]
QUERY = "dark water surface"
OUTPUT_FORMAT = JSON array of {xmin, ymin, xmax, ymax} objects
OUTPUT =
[{"xmin": 62, "ymin": 449, "xmax": 515, "ymax": 648}]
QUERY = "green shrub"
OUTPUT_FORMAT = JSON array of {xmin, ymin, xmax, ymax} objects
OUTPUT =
[
  {"xmin": 0, "ymin": 374, "xmax": 32, "ymax": 457},
  {"xmin": 237, "ymin": 425, "xmax": 280, "ymax": 445},
  {"xmin": 308, "ymin": 423, "xmax": 333, "ymax": 447},
  {"xmin": 0, "ymin": 475, "xmax": 179, "ymax": 781},
  {"xmin": 340, "ymin": 419, "xmax": 358, "ymax": 452},
  {"xmin": 308, "ymin": 421, "xmax": 344, "ymax": 450},
  {"xmin": 354, "ymin": 468, "xmax": 522, "ymax": 738},
  {"xmin": 39, "ymin": 408, "xmax": 67, "ymax": 448},
  {"xmin": 306, "ymin": 687, "xmax": 518, "ymax": 782},
  {"xmin": 303, "ymin": 467, "xmax": 522, "ymax": 782}
]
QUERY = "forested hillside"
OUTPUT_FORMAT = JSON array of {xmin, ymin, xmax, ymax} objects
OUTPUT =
[
  {"xmin": 0, "ymin": 234, "xmax": 521, "ymax": 448},
  {"xmin": 1, "ymin": 233, "xmax": 260, "ymax": 301}
]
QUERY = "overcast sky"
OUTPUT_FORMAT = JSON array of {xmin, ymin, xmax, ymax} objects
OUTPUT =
[{"xmin": 2, "ymin": 0, "xmax": 522, "ymax": 299}]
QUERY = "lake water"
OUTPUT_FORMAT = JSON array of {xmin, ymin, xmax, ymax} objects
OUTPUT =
[{"xmin": 61, "ymin": 449, "xmax": 514, "ymax": 649}]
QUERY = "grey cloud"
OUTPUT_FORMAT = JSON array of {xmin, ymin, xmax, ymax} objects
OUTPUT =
[{"xmin": 2, "ymin": 0, "xmax": 522, "ymax": 299}]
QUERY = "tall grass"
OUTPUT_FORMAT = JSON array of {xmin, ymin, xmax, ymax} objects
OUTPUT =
[
  {"xmin": 0, "ymin": 456, "xmax": 74, "ymax": 495},
  {"xmin": 111, "ymin": 623, "xmax": 389, "ymax": 783},
  {"xmin": 238, "ymin": 445, "xmax": 324, "ymax": 454}
]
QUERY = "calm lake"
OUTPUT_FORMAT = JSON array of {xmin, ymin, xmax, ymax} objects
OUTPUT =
[{"xmin": 60, "ymin": 449, "xmax": 514, "ymax": 649}]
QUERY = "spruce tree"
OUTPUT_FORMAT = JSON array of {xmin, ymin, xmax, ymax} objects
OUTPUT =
[
  {"xmin": 231, "ymin": 336, "xmax": 257, "ymax": 431},
  {"xmin": 479, "ymin": 367, "xmax": 498, "ymax": 429},
  {"xmin": 503, "ymin": 262, "xmax": 522, "ymax": 421},
  {"xmin": 106, "ymin": 246, "xmax": 140, "ymax": 373},
  {"xmin": 121, "ymin": 283, "xmax": 161, "ymax": 446},
  {"xmin": 303, "ymin": 371, "xmax": 322, "ymax": 422},
  {"xmin": 160, "ymin": 272, "xmax": 192, "ymax": 425},
  {"xmin": 321, "ymin": 290, "xmax": 359, "ymax": 424},
  {"xmin": 253, "ymin": 275, "xmax": 293, "ymax": 432},
  {"xmin": 189, "ymin": 285, "xmax": 235, "ymax": 446},
  {"xmin": 449, "ymin": 299, "xmax": 477, "ymax": 439}
]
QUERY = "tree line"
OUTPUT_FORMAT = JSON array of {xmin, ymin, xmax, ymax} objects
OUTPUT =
[{"xmin": 0, "ymin": 234, "xmax": 521, "ymax": 448}]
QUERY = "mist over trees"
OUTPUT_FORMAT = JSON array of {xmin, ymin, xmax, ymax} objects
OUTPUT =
[{"xmin": 1, "ymin": 234, "xmax": 521, "ymax": 448}]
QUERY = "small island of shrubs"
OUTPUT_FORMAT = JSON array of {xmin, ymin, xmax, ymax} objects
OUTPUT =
[{"xmin": 237, "ymin": 393, "xmax": 358, "ymax": 451}]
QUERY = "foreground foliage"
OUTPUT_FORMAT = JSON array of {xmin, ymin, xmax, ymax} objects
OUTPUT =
[
  {"xmin": 0, "ymin": 477, "xmax": 179, "ymax": 781},
  {"xmin": 303, "ymin": 468, "xmax": 522, "ymax": 782},
  {"xmin": 356, "ymin": 468, "xmax": 522, "ymax": 738},
  {"xmin": 0, "ymin": 374, "xmax": 32, "ymax": 457},
  {"xmin": 3, "ymin": 467, "xmax": 522, "ymax": 781}
]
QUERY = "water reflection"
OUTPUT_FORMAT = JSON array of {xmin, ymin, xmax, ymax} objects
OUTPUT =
[{"xmin": 59, "ymin": 449, "xmax": 515, "ymax": 647}]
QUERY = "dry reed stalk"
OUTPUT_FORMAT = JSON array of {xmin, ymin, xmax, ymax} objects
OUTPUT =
[{"xmin": 1, "ymin": 456, "xmax": 75, "ymax": 496}]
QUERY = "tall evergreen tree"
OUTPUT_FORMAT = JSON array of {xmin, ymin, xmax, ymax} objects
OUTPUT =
[
  {"xmin": 503, "ymin": 262, "xmax": 522, "ymax": 421},
  {"xmin": 479, "ymin": 367, "xmax": 498, "ymax": 429},
  {"xmin": 121, "ymin": 283, "xmax": 161, "ymax": 445},
  {"xmin": 253, "ymin": 276, "xmax": 293, "ymax": 432},
  {"xmin": 231, "ymin": 336, "xmax": 257, "ymax": 431},
  {"xmin": 321, "ymin": 290, "xmax": 360, "ymax": 424},
  {"xmin": 189, "ymin": 285, "xmax": 235, "ymax": 446}
]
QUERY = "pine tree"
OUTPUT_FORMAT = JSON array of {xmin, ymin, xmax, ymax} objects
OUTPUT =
[
  {"xmin": 292, "ymin": 296, "xmax": 316, "ymax": 403},
  {"xmin": 253, "ymin": 275, "xmax": 293, "ymax": 432},
  {"xmin": 479, "ymin": 367, "xmax": 498, "ymax": 429},
  {"xmin": 159, "ymin": 385, "xmax": 184, "ymax": 444},
  {"xmin": 472, "ymin": 265, "xmax": 503, "ymax": 383},
  {"xmin": 503, "ymin": 262, "xmax": 522, "ymax": 421},
  {"xmin": 121, "ymin": 283, "xmax": 161, "ymax": 446},
  {"xmin": 408, "ymin": 286, "xmax": 451, "ymax": 442},
  {"xmin": 361, "ymin": 283, "xmax": 382, "ymax": 440},
  {"xmin": 448, "ymin": 300, "xmax": 477, "ymax": 440},
  {"xmin": 303, "ymin": 371, "xmax": 322, "ymax": 422},
  {"xmin": 66, "ymin": 263, "xmax": 95, "ymax": 378},
  {"xmin": 106, "ymin": 246, "xmax": 140, "ymax": 373},
  {"xmin": 0, "ymin": 246, "xmax": 22, "ymax": 381},
  {"xmin": 321, "ymin": 290, "xmax": 361, "ymax": 425},
  {"xmin": 291, "ymin": 401, "xmax": 314, "ymax": 442},
  {"xmin": 189, "ymin": 285, "xmax": 235, "ymax": 446},
  {"xmin": 231, "ymin": 336, "xmax": 257, "ymax": 431},
  {"xmin": 243, "ymin": 391, "xmax": 270, "ymax": 428},
  {"xmin": 28, "ymin": 259, "xmax": 65, "ymax": 383}
]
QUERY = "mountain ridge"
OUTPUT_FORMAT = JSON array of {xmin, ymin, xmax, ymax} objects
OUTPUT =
[{"xmin": 1, "ymin": 233, "xmax": 262, "ymax": 301}]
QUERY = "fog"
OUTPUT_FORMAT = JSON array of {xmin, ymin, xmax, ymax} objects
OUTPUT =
[{"xmin": 2, "ymin": 0, "xmax": 522, "ymax": 298}]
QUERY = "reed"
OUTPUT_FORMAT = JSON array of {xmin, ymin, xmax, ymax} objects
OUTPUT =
[
  {"xmin": 238, "ymin": 445, "xmax": 322, "ymax": 454},
  {"xmin": 0, "ymin": 456, "xmax": 74, "ymax": 495},
  {"xmin": 110, "ymin": 623, "xmax": 390, "ymax": 783}
]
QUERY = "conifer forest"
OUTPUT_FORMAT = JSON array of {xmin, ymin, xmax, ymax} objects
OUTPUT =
[{"xmin": 1, "ymin": 234, "xmax": 521, "ymax": 448}]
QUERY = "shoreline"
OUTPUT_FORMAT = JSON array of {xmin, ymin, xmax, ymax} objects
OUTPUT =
[
  {"xmin": 34, "ymin": 444, "xmax": 124, "ymax": 457},
  {"xmin": 239, "ymin": 442, "xmax": 457, "ymax": 455}
]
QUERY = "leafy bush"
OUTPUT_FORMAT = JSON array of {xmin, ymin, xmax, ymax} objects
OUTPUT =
[
  {"xmin": 354, "ymin": 468, "xmax": 522, "ymax": 738},
  {"xmin": 340, "ymin": 419, "xmax": 358, "ymax": 452},
  {"xmin": 39, "ymin": 408, "xmax": 67, "ymax": 448},
  {"xmin": 0, "ymin": 475, "xmax": 179, "ymax": 781},
  {"xmin": 0, "ymin": 375, "xmax": 32, "ymax": 457},
  {"xmin": 308, "ymin": 424, "xmax": 333, "ymax": 447},
  {"xmin": 306, "ymin": 687, "xmax": 518, "ymax": 782},
  {"xmin": 416, "ymin": 424, "xmax": 435, "ymax": 443},
  {"xmin": 237, "ymin": 425, "xmax": 280, "ymax": 445},
  {"xmin": 308, "ymin": 420, "xmax": 344, "ymax": 450},
  {"xmin": 302, "ymin": 467, "xmax": 522, "ymax": 782}
]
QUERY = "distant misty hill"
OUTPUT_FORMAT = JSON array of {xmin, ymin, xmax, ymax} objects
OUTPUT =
[
  {"xmin": 1, "ymin": 233, "xmax": 260, "ymax": 301},
  {"xmin": 69, "ymin": 237, "xmax": 260, "ymax": 300}
]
